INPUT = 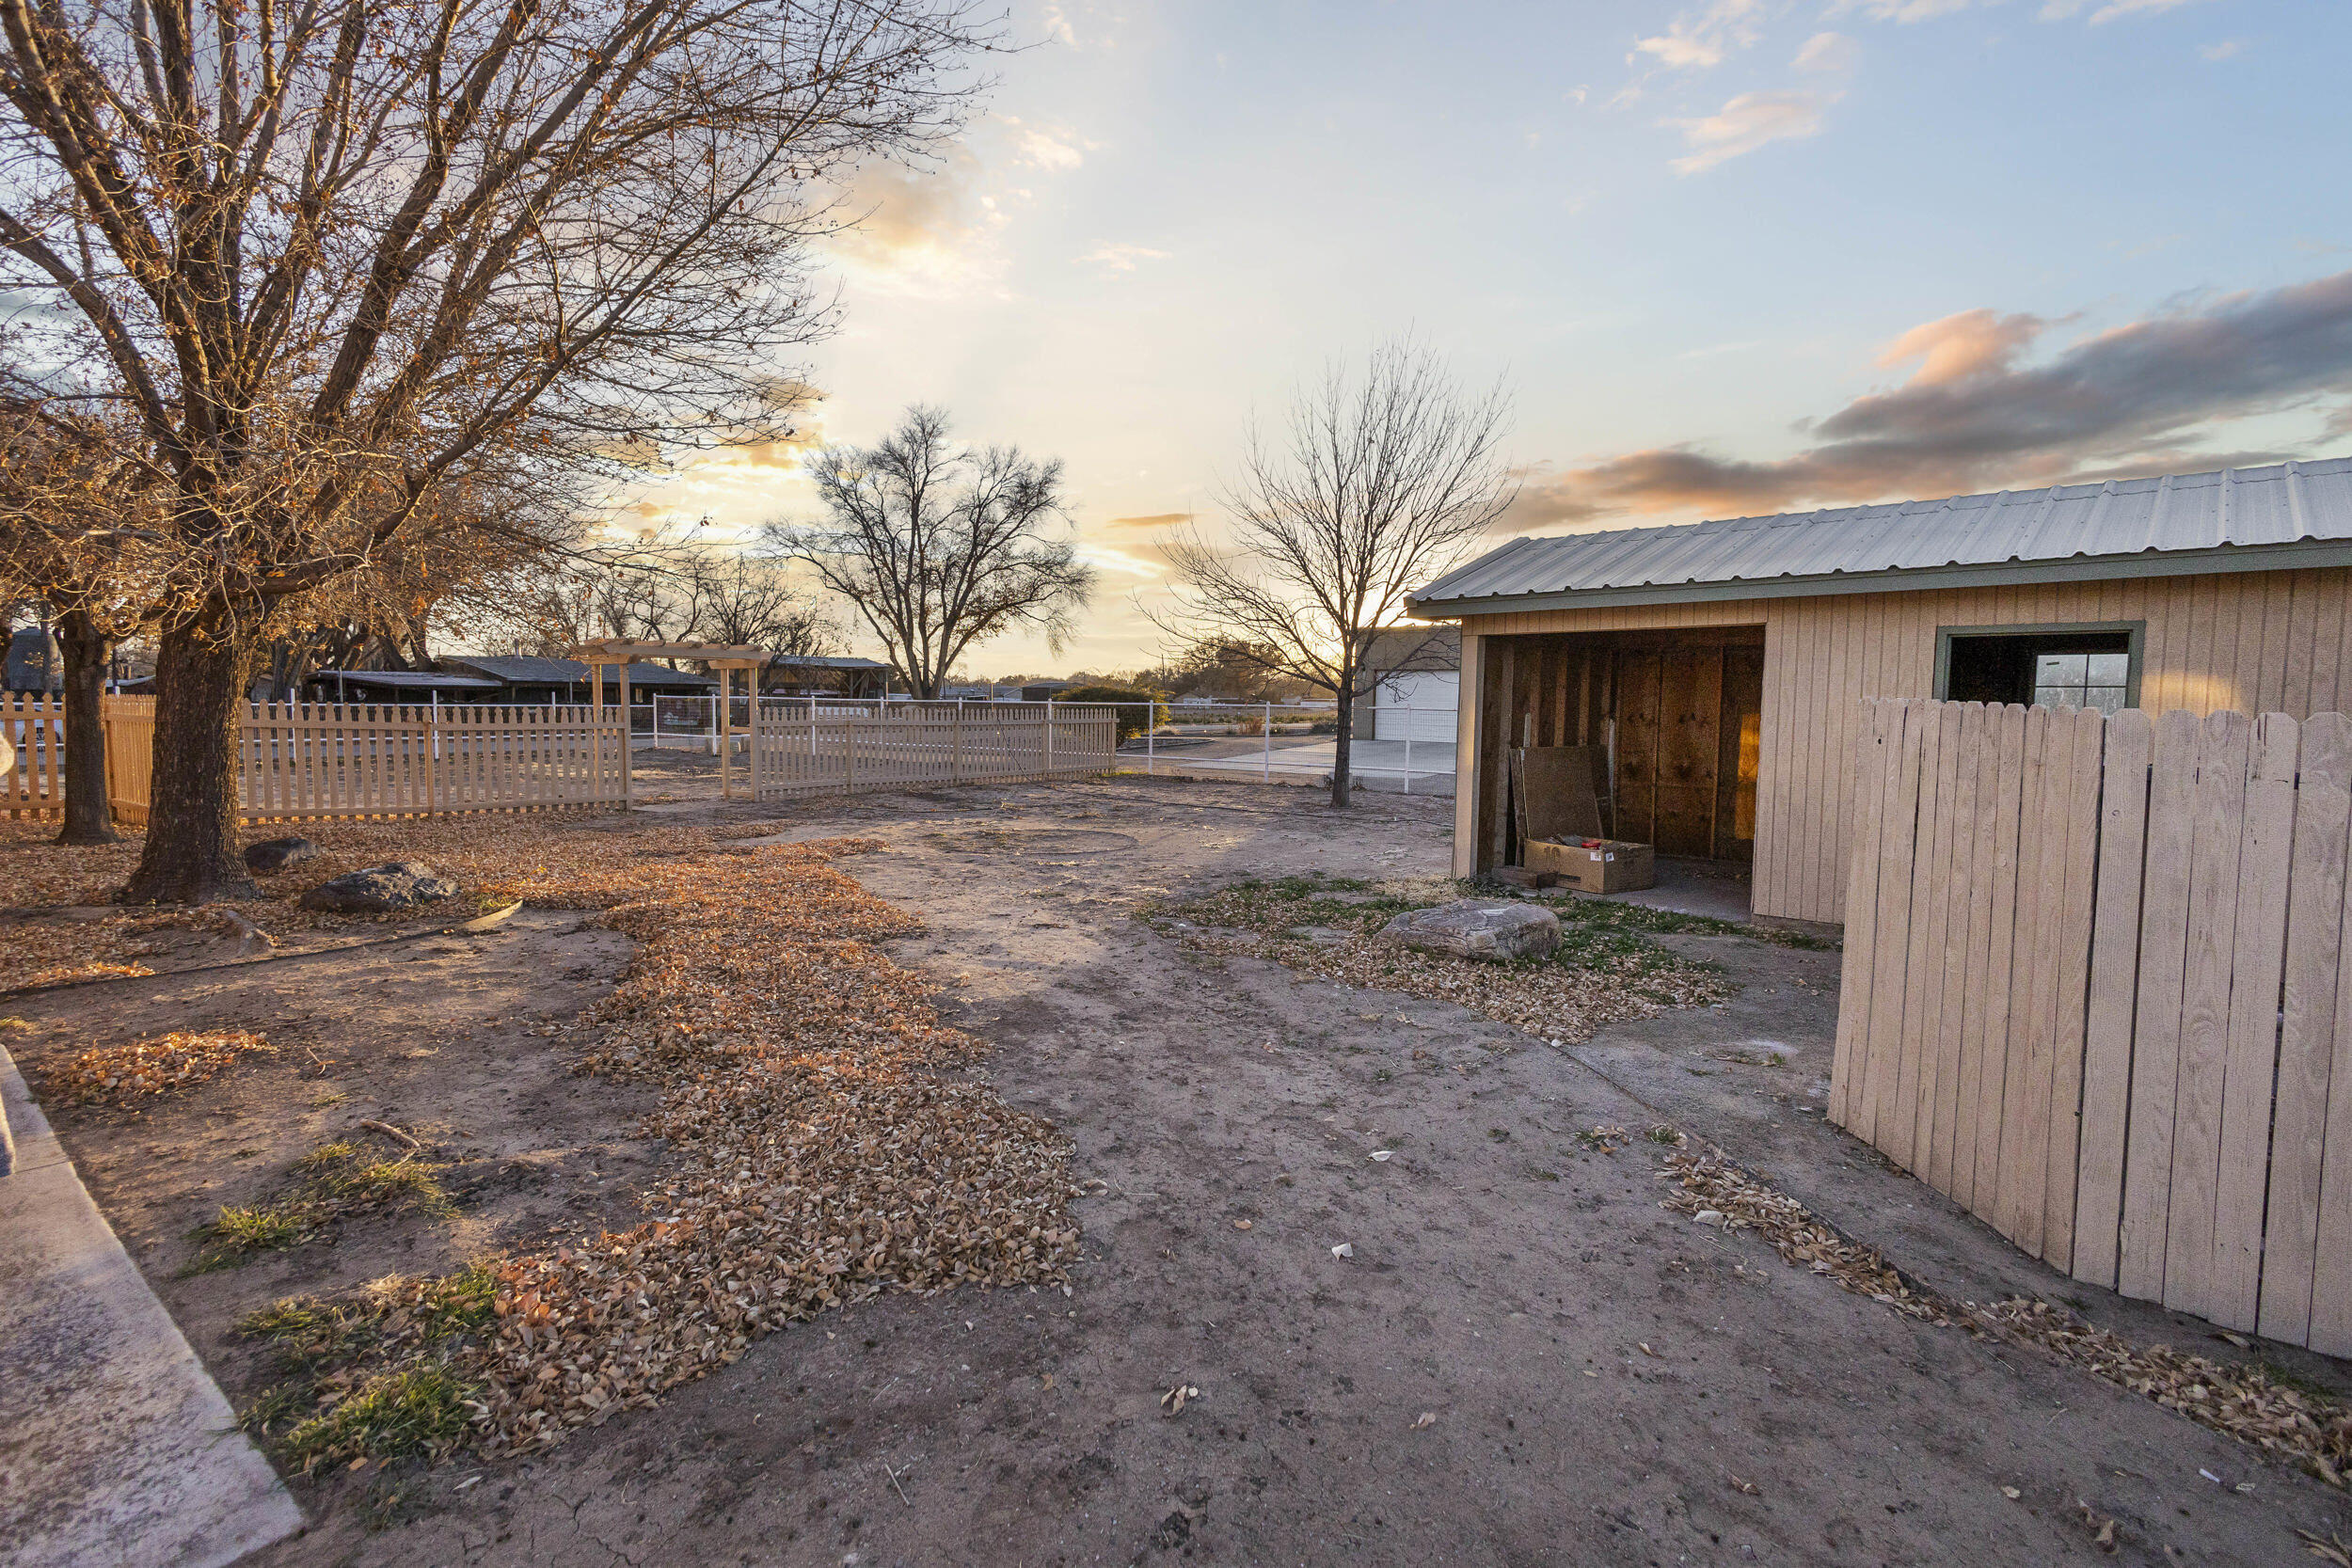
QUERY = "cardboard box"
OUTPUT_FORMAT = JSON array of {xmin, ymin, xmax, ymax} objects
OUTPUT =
[{"xmin": 1525, "ymin": 837, "xmax": 1656, "ymax": 894}]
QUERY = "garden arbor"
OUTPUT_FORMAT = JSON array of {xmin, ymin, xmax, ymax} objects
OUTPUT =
[{"xmin": 571, "ymin": 640, "xmax": 769, "ymax": 802}]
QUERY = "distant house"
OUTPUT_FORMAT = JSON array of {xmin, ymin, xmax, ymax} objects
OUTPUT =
[
  {"xmin": 1021, "ymin": 680, "xmax": 1073, "ymax": 703},
  {"xmin": 1410, "ymin": 456, "xmax": 2352, "ymax": 924},
  {"xmin": 6, "ymin": 626, "xmax": 61, "ymax": 693},
  {"xmin": 1362, "ymin": 626, "xmax": 1459, "ymax": 743}
]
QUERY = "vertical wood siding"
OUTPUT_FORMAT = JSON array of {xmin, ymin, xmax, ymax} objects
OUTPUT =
[{"xmin": 1458, "ymin": 569, "xmax": 2352, "ymax": 923}]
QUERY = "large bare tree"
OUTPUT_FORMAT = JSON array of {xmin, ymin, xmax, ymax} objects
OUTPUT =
[
  {"xmin": 1159, "ymin": 341, "xmax": 1515, "ymax": 807},
  {"xmin": 769, "ymin": 405, "xmax": 1094, "ymax": 698},
  {"xmin": 0, "ymin": 0, "xmax": 996, "ymax": 900}
]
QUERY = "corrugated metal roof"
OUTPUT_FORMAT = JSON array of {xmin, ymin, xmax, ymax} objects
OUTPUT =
[
  {"xmin": 440, "ymin": 655, "xmax": 589, "ymax": 683},
  {"xmin": 1410, "ymin": 457, "xmax": 2352, "ymax": 613},
  {"xmin": 317, "ymin": 669, "xmax": 500, "ymax": 690}
]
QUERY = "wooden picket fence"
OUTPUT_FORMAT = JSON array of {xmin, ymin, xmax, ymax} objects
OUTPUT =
[
  {"xmin": 1833, "ymin": 697, "xmax": 2352, "ymax": 1354},
  {"xmin": 752, "ymin": 703, "xmax": 1119, "ymax": 799},
  {"xmin": 1, "ymin": 695, "xmax": 625, "ymax": 825}
]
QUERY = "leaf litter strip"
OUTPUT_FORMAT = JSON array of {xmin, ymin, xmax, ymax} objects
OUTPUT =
[
  {"xmin": 216, "ymin": 820, "xmax": 1081, "ymax": 1462},
  {"xmin": 1655, "ymin": 1145, "xmax": 2352, "ymax": 1497}
]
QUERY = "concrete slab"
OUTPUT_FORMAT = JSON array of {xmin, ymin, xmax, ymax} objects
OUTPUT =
[{"xmin": 0, "ymin": 1048, "xmax": 304, "ymax": 1568}]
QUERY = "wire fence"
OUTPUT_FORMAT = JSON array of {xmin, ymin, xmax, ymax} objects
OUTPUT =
[{"xmin": 626, "ymin": 694, "xmax": 1458, "ymax": 794}]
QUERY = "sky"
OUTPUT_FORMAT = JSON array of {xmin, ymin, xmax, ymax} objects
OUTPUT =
[{"xmin": 613, "ymin": 0, "xmax": 2352, "ymax": 679}]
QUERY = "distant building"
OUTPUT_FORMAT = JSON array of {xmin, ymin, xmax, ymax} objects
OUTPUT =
[
  {"xmin": 6, "ymin": 626, "xmax": 61, "ymax": 693},
  {"xmin": 437, "ymin": 654, "xmax": 592, "ymax": 705},
  {"xmin": 1363, "ymin": 626, "xmax": 1459, "ymax": 743},
  {"xmin": 762, "ymin": 654, "xmax": 889, "ymax": 700},
  {"xmin": 1020, "ymin": 680, "xmax": 1073, "ymax": 703}
]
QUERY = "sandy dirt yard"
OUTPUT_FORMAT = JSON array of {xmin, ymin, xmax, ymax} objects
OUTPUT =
[{"xmin": 10, "ymin": 775, "xmax": 2352, "ymax": 1567}]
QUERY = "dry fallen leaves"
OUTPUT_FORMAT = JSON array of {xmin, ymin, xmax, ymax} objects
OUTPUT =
[
  {"xmin": 40, "ymin": 1029, "xmax": 272, "ymax": 1107},
  {"xmin": 1657, "ymin": 1147, "xmax": 2352, "ymax": 1490},
  {"xmin": 1160, "ymin": 1384, "xmax": 1199, "ymax": 1415}
]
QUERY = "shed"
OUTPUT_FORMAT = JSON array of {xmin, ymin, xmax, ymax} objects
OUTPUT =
[
  {"xmin": 1409, "ymin": 456, "xmax": 2352, "ymax": 925},
  {"xmin": 762, "ymin": 653, "xmax": 889, "ymax": 699}
]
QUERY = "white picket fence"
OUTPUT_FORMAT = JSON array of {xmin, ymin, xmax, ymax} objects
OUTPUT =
[{"xmin": 1835, "ymin": 697, "xmax": 2352, "ymax": 1354}]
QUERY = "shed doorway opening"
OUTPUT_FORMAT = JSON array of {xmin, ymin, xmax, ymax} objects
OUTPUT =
[{"xmin": 1472, "ymin": 626, "xmax": 1764, "ymax": 877}]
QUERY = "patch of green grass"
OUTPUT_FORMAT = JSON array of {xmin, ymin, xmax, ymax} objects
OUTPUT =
[
  {"xmin": 183, "ymin": 1205, "xmax": 303, "ymax": 1272},
  {"xmin": 408, "ymin": 1261, "xmax": 498, "ymax": 1338},
  {"xmin": 275, "ymin": 1365, "xmax": 478, "ymax": 1473},
  {"xmin": 239, "ymin": 1296, "xmax": 371, "ymax": 1369}
]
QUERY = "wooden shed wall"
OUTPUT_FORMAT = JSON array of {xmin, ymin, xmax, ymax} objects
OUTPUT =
[{"xmin": 1454, "ymin": 567, "xmax": 2352, "ymax": 925}]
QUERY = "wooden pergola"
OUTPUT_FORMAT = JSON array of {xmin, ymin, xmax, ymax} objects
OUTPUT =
[{"xmin": 570, "ymin": 639, "xmax": 769, "ymax": 802}]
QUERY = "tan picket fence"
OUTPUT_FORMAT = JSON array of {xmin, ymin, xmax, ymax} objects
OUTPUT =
[
  {"xmin": 752, "ymin": 703, "xmax": 1119, "ymax": 799},
  {"xmin": 2, "ymin": 695, "xmax": 625, "ymax": 825},
  {"xmin": 1833, "ymin": 697, "xmax": 2352, "ymax": 1354}
]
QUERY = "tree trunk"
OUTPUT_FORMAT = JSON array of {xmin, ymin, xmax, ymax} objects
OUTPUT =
[
  {"xmin": 1330, "ymin": 678, "xmax": 1355, "ymax": 809},
  {"xmin": 122, "ymin": 612, "xmax": 257, "ymax": 904},
  {"xmin": 54, "ymin": 608, "xmax": 119, "ymax": 845}
]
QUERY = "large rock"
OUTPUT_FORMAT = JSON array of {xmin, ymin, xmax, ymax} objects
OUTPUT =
[
  {"xmin": 298, "ymin": 862, "xmax": 458, "ymax": 913},
  {"xmin": 1376, "ymin": 899, "xmax": 1559, "ymax": 963},
  {"xmin": 244, "ymin": 835, "xmax": 318, "ymax": 875}
]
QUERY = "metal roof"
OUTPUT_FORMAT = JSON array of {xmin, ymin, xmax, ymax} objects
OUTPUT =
[
  {"xmin": 317, "ymin": 669, "xmax": 500, "ymax": 690},
  {"xmin": 768, "ymin": 654, "xmax": 889, "ymax": 671},
  {"xmin": 438, "ymin": 655, "xmax": 589, "ymax": 684},
  {"xmin": 1410, "ymin": 457, "xmax": 2352, "ymax": 616}
]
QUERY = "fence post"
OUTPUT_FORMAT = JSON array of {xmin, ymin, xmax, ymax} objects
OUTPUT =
[
  {"xmin": 1044, "ymin": 698, "xmax": 1056, "ymax": 778},
  {"xmin": 953, "ymin": 703, "xmax": 965, "ymax": 784},
  {"xmin": 1146, "ymin": 702, "xmax": 1154, "ymax": 777},
  {"xmin": 1263, "ymin": 701, "xmax": 1271, "ymax": 781},
  {"xmin": 1404, "ymin": 715, "xmax": 1412, "ymax": 797}
]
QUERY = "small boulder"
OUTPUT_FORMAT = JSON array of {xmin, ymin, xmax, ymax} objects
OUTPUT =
[
  {"xmin": 244, "ymin": 835, "xmax": 318, "ymax": 875},
  {"xmin": 298, "ymin": 862, "xmax": 458, "ymax": 914},
  {"xmin": 1376, "ymin": 899, "xmax": 1559, "ymax": 963}
]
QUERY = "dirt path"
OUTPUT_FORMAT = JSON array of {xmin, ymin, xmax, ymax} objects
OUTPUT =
[{"xmin": 20, "ymin": 778, "xmax": 2352, "ymax": 1564}]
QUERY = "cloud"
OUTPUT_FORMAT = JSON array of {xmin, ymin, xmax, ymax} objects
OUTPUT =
[
  {"xmin": 2041, "ymin": 0, "xmax": 2207, "ymax": 19},
  {"xmin": 1828, "ymin": 0, "xmax": 1977, "ymax": 21},
  {"xmin": 2199, "ymin": 38, "xmax": 2245, "ymax": 59},
  {"xmin": 1076, "ymin": 244, "xmax": 1170, "ymax": 276},
  {"xmin": 1633, "ymin": 0, "xmax": 1763, "ymax": 70},
  {"xmin": 823, "ymin": 146, "xmax": 997, "ymax": 270},
  {"xmin": 1503, "ymin": 269, "xmax": 2352, "ymax": 527},
  {"xmin": 1101, "ymin": 513, "xmax": 1193, "ymax": 532},
  {"xmin": 1793, "ymin": 31, "xmax": 1861, "ymax": 72},
  {"xmin": 1668, "ymin": 91, "xmax": 1834, "ymax": 173}
]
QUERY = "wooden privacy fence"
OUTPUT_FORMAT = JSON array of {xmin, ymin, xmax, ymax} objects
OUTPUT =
[
  {"xmin": 1833, "ymin": 697, "xmax": 2352, "ymax": 1354},
  {"xmin": 752, "ymin": 703, "xmax": 1118, "ymax": 799},
  {"xmin": 2, "ymin": 696, "xmax": 624, "ymax": 824}
]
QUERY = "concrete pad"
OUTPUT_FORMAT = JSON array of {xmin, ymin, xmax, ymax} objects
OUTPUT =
[{"xmin": 0, "ymin": 1048, "xmax": 304, "ymax": 1568}]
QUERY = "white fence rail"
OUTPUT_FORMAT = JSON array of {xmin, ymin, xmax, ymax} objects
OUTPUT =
[{"xmin": 751, "ymin": 702, "xmax": 1118, "ymax": 798}]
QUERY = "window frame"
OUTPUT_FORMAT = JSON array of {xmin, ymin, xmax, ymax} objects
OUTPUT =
[{"xmin": 1932, "ymin": 619, "xmax": 2147, "ymax": 710}]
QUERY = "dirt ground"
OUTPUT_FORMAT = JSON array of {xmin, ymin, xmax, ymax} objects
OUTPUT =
[{"xmin": 14, "ymin": 775, "xmax": 2352, "ymax": 1566}]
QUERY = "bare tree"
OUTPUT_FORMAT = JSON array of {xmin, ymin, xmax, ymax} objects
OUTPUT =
[
  {"xmin": 1158, "ymin": 341, "xmax": 1515, "ymax": 807},
  {"xmin": 0, "ymin": 0, "xmax": 997, "ymax": 900},
  {"xmin": 582, "ymin": 538, "xmax": 833, "ymax": 657},
  {"xmin": 769, "ymin": 406, "xmax": 1094, "ymax": 698}
]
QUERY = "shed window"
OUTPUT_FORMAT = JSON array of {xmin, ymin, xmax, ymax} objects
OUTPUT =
[{"xmin": 1940, "ymin": 626, "xmax": 2137, "ymax": 711}]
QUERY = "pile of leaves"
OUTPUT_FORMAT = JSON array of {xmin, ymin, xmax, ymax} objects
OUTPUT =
[
  {"xmin": 1657, "ymin": 1147, "xmax": 2352, "ymax": 1489},
  {"xmin": 1152, "ymin": 874, "xmax": 1736, "ymax": 1046},
  {"xmin": 40, "ymin": 1028, "xmax": 271, "ymax": 1107},
  {"xmin": 227, "ymin": 821, "xmax": 1078, "ymax": 1462}
]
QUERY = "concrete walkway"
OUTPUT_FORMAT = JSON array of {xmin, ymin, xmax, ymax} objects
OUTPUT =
[{"xmin": 0, "ymin": 1049, "xmax": 303, "ymax": 1568}]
